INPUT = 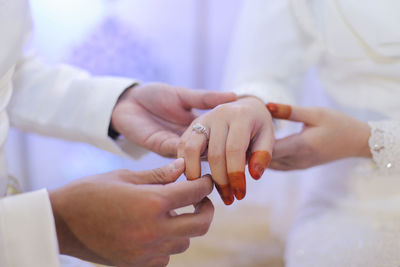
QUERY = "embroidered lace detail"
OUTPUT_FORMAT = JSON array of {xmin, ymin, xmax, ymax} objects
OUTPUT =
[{"xmin": 368, "ymin": 121, "xmax": 400, "ymax": 174}]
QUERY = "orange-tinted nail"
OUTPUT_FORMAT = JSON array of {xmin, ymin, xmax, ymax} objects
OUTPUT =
[
  {"xmin": 215, "ymin": 184, "xmax": 234, "ymax": 205},
  {"xmin": 266, "ymin": 103, "xmax": 292, "ymax": 119},
  {"xmin": 249, "ymin": 151, "xmax": 272, "ymax": 180},
  {"xmin": 227, "ymin": 172, "xmax": 246, "ymax": 200}
]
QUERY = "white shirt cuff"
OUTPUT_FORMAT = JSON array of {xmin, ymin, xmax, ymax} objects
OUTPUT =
[{"xmin": 0, "ymin": 189, "xmax": 60, "ymax": 267}]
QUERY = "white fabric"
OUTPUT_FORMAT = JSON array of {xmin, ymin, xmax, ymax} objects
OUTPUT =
[
  {"xmin": 0, "ymin": 0, "xmax": 147, "ymax": 266},
  {"xmin": 0, "ymin": 190, "xmax": 60, "ymax": 267},
  {"xmin": 368, "ymin": 120, "xmax": 400, "ymax": 174},
  {"xmin": 224, "ymin": 0, "xmax": 400, "ymax": 266}
]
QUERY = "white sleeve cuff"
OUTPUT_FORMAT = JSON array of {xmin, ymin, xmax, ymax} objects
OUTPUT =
[
  {"xmin": 0, "ymin": 189, "xmax": 60, "ymax": 267},
  {"xmin": 66, "ymin": 76, "xmax": 148, "ymax": 159}
]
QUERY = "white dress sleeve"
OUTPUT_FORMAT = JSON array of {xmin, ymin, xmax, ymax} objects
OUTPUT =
[
  {"xmin": 8, "ymin": 55, "xmax": 148, "ymax": 158},
  {"xmin": 0, "ymin": 190, "xmax": 60, "ymax": 267},
  {"xmin": 368, "ymin": 120, "xmax": 400, "ymax": 174},
  {"xmin": 222, "ymin": 0, "xmax": 311, "ymax": 105}
]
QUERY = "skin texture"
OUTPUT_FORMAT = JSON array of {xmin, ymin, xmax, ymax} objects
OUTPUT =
[
  {"xmin": 111, "ymin": 83, "xmax": 237, "ymax": 157},
  {"xmin": 50, "ymin": 159, "xmax": 215, "ymax": 267},
  {"xmin": 266, "ymin": 103, "xmax": 372, "ymax": 170},
  {"xmin": 248, "ymin": 151, "xmax": 272, "ymax": 180},
  {"xmin": 227, "ymin": 172, "xmax": 246, "ymax": 200},
  {"xmin": 215, "ymin": 184, "xmax": 234, "ymax": 205},
  {"xmin": 177, "ymin": 96, "xmax": 275, "ymax": 205}
]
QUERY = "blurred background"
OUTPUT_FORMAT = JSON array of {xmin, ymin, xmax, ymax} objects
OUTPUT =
[{"xmin": 5, "ymin": 0, "xmax": 306, "ymax": 266}]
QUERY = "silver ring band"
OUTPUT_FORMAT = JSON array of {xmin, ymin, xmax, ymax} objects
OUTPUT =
[{"xmin": 192, "ymin": 123, "xmax": 210, "ymax": 140}]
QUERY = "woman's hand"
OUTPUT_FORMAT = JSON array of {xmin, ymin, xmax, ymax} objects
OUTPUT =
[
  {"xmin": 266, "ymin": 103, "xmax": 372, "ymax": 170},
  {"xmin": 178, "ymin": 97, "xmax": 274, "ymax": 205}
]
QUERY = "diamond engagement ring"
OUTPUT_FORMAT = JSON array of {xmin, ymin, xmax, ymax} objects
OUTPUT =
[{"xmin": 192, "ymin": 123, "xmax": 210, "ymax": 140}]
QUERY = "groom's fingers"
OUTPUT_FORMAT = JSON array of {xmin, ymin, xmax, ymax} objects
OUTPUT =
[
  {"xmin": 179, "ymin": 89, "xmax": 237, "ymax": 110},
  {"xmin": 266, "ymin": 103, "xmax": 320, "ymax": 125},
  {"xmin": 167, "ymin": 197, "xmax": 214, "ymax": 238}
]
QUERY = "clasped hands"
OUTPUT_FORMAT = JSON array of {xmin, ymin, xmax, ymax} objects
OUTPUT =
[
  {"xmin": 51, "ymin": 83, "xmax": 371, "ymax": 266},
  {"xmin": 177, "ymin": 99, "xmax": 372, "ymax": 205}
]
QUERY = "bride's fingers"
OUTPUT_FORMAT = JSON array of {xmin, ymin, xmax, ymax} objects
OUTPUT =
[
  {"xmin": 208, "ymin": 123, "xmax": 234, "ymax": 205},
  {"xmin": 225, "ymin": 121, "xmax": 252, "ymax": 200},
  {"xmin": 248, "ymin": 125, "xmax": 274, "ymax": 180},
  {"xmin": 266, "ymin": 103, "xmax": 320, "ymax": 125},
  {"xmin": 182, "ymin": 130, "xmax": 208, "ymax": 180},
  {"xmin": 266, "ymin": 102, "xmax": 292, "ymax": 119}
]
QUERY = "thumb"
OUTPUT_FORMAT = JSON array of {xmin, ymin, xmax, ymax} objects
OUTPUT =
[
  {"xmin": 266, "ymin": 102, "xmax": 319, "ymax": 126},
  {"xmin": 272, "ymin": 134, "xmax": 301, "ymax": 159},
  {"xmin": 179, "ymin": 89, "xmax": 237, "ymax": 110},
  {"xmin": 135, "ymin": 158, "xmax": 185, "ymax": 185}
]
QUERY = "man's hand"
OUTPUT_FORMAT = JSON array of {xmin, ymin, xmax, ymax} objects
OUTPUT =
[
  {"xmin": 50, "ymin": 158, "xmax": 214, "ymax": 267},
  {"xmin": 111, "ymin": 83, "xmax": 237, "ymax": 157}
]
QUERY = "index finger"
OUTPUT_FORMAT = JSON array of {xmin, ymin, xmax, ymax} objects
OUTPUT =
[
  {"xmin": 162, "ymin": 174, "xmax": 214, "ymax": 210},
  {"xmin": 266, "ymin": 103, "xmax": 320, "ymax": 125}
]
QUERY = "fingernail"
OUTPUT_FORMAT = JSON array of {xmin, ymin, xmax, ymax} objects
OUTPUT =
[
  {"xmin": 266, "ymin": 102, "xmax": 278, "ymax": 113},
  {"xmin": 249, "ymin": 151, "xmax": 271, "ymax": 180},
  {"xmin": 172, "ymin": 158, "xmax": 185, "ymax": 172},
  {"xmin": 227, "ymin": 172, "xmax": 246, "ymax": 200},
  {"xmin": 215, "ymin": 184, "xmax": 234, "ymax": 205},
  {"xmin": 253, "ymin": 164, "xmax": 265, "ymax": 180},
  {"xmin": 266, "ymin": 103, "xmax": 292, "ymax": 119}
]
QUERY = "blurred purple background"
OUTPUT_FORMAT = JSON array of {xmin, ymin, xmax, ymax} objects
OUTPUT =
[{"xmin": 6, "ymin": 0, "xmax": 246, "ymax": 196}]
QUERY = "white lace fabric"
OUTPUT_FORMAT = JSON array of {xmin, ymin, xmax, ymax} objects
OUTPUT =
[{"xmin": 368, "ymin": 120, "xmax": 400, "ymax": 174}]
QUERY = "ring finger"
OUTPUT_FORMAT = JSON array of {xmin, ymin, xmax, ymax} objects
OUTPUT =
[{"xmin": 182, "ymin": 122, "xmax": 209, "ymax": 180}]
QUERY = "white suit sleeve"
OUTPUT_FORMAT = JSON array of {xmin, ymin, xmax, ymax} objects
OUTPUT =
[
  {"xmin": 8, "ymin": 55, "xmax": 147, "ymax": 158},
  {"xmin": 222, "ymin": 0, "xmax": 311, "ymax": 105},
  {"xmin": 0, "ymin": 190, "xmax": 60, "ymax": 267},
  {"xmin": 368, "ymin": 120, "xmax": 400, "ymax": 175}
]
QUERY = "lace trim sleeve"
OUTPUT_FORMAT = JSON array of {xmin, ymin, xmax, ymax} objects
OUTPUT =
[{"xmin": 368, "ymin": 120, "xmax": 400, "ymax": 174}]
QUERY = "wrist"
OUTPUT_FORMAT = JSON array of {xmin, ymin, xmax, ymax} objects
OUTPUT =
[
  {"xmin": 109, "ymin": 84, "xmax": 137, "ymax": 139},
  {"xmin": 49, "ymin": 190, "xmax": 69, "ymax": 254},
  {"xmin": 49, "ymin": 189, "xmax": 81, "ymax": 256}
]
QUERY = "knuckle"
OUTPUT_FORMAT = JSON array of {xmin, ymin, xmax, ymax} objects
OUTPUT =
[
  {"xmin": 208, "ymin": 151, "xmax": 224, "ymax": 163},
  {"xmin": 147, "ymin": 192, "xmax": 168, "ymax": 212},
  {"xmin": 226, "ymin": 145, "xmax": 244, "ymax": 156},
  {"xmin": 177, "ymin": 139, "xmax": 186, "ymax": 152},
  {"xmin": 198, "ymin": 221, "xmax": 211, "ymax": 236},
  {"xmin": 195, "ymin": 219, "xmax": 212, "ymax": 236},
  {"xmin": 213, "ymin": 103, "xmax": 229, "ymax": 113}
]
